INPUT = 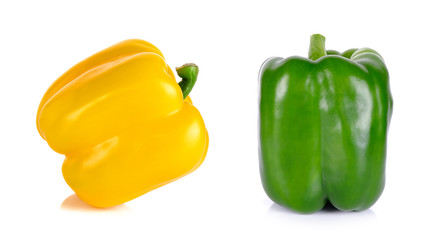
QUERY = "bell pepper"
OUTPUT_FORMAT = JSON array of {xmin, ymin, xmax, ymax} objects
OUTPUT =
[
  {"xmin": 258, "ymin": 34, "xmax": 393, "ymax": 213},
  {"xmin": 37, "ymin": 39, "xmax": 209, "ymax": 208}
]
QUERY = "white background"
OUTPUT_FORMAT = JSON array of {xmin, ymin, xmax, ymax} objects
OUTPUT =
[{"xmin": 1, "ymin": 0, "xmax": 440, "ymax": 239}]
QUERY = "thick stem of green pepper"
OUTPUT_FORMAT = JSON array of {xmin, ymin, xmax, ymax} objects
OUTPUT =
[
  {"xmin": 308, "ymin": 34, "xmax": 327, "ymax": 60},
  {"xmin": 176, "ymin": 63, "xmax": 199, "ymax": 99}
]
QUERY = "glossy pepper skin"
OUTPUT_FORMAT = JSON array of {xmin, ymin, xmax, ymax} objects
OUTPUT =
[
  {"xmin": 37, "ymin": 40, "xmax": 209, "ymax": 208},
  {"xmin": 258, "ymin": 34, "xmax": 392, "ymax": 213}
]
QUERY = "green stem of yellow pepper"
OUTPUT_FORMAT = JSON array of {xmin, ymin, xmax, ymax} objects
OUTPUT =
[
  {"xmin": 177, "ymin": 63, "xmax": 199, "ymax": 99},
  {"xmin": 308, "ymin": 34, "xmax": 327, "ymax": 60}
]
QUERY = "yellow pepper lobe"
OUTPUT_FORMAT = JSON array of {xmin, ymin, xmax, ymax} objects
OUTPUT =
[{"xmin": 37, "ymin": 40, "xmax": 209, "ymax": 208}]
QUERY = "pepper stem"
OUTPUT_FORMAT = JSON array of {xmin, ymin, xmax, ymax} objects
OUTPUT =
[
  {"xmin": 176, "ymin": 63, "xmax": 199, "ymax": 99},
  {"xmin": 308, "ymin": 34, "xmax": 327, "ymax": 60}
]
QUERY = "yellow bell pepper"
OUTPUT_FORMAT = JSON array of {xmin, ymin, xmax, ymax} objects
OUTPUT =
[{"xmin": 36, "ymin": 39, "xmax": 209, "ymax": 208}]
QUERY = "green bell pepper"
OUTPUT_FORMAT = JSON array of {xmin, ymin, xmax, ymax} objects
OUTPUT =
[{"xmin": 258, "ymin": 34, "xmax": 393, "ymax": 213}]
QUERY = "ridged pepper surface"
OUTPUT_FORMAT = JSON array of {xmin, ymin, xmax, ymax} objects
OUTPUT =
[
  {"xmin": 259, "ymin": 34, "xmax": 392, "ymax": 213},
  {"xmin": 37, "ymin": 40, "xmax": 209, "ymax": 208}
]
